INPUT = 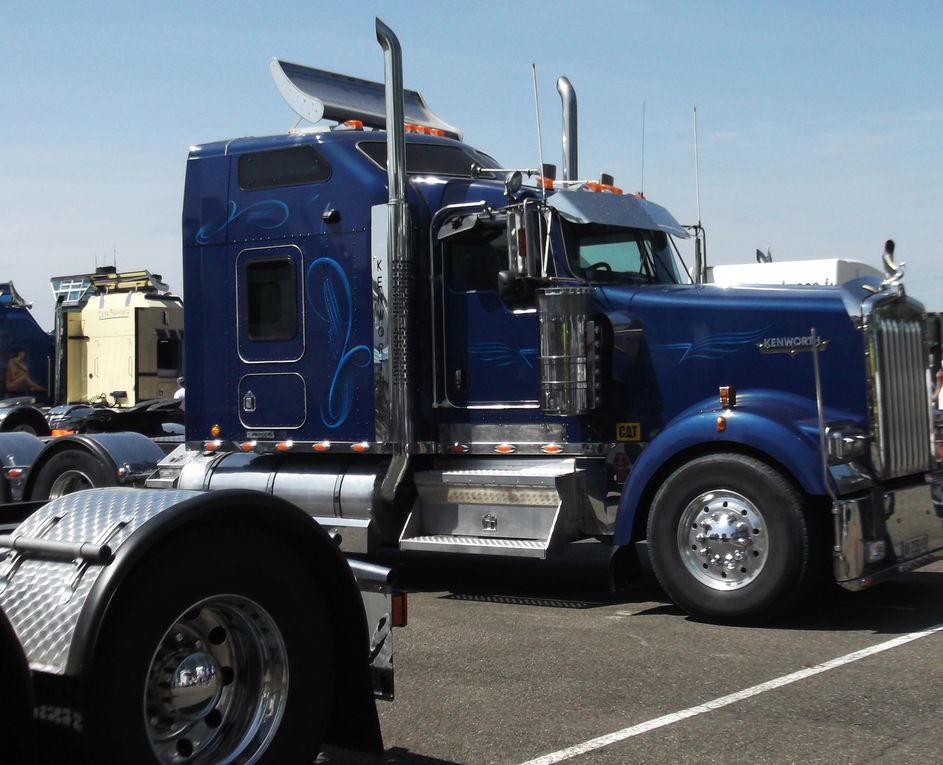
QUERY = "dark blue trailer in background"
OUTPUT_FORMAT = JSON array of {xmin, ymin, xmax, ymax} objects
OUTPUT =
[{"xmin": 0, "ymin": 283, "xmax": 54, "ymax": 435}]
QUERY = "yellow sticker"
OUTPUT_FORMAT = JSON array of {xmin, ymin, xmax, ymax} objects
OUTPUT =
[{"xmin": 616, "ymin": 422, "xmax": 641, "ymax": 442}]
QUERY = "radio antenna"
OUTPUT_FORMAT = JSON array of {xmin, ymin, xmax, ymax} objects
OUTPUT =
[
  {"xmin": 532, "ymin": 63, "xmax": 547, "ymax": 200},
  {"xmin": 693, "ymin": 106, "xmax": 702, "ymax": 227},
  {"xmin": 640, "ymin": 101, "xmax": 646, "ymax": 196}
]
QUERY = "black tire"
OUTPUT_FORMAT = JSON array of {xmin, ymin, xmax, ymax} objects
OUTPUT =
[
  {"xmin": 647, "ymin": 453, "xmax": 811, "ymax": 621},
  {"xmin": 0, "ymin": 608, "xmax": 36, "ymax": 764},
  {"xmin": 83, "ymin": 518, "xmax": 334, "ymax": 765},
  {"xmin": 28, "ymin": 449, "xmax": 116, "ymax": 501}
]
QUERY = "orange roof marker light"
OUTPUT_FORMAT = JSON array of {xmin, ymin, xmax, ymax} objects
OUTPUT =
[
  {"xmin": 584, "ymin": 181, "xmax": 624, "ymax": 195},
  {"xmin": 239, "ymin": 441, "xmax": 256, "ymax": 452},
  {"xmin": 275, "ymin": 441, "xmax": 293, "ymax": 452},
  {"xmin": 343, "ymin": 119, "xmax": 364, "ymax": 130},
  {"xmin": 351, "ymin": 442, "xmax": 370, "ymax": 453},
  {"xmin": 210, "ymin": 424, "xmax": 221, "ymax": 437},
  {"xmin": 203, "ymin": 441, "xmax": 220, "ymax": 452},
  {"xmin": 313, "ymin": 441, "xmax": 331, "ymax": 452},
  {"xmin": 541, "ymin": 443, "xmax": 564, "ymax": 454},
  {"xmin": 494, "ymin": 443, "xmax": 517, "ymax": 454}
]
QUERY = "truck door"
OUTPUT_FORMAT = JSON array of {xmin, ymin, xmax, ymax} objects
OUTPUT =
[
  {"xmin": 234, "ymin": 245, "xmax": 307, "ymax": 430},
  {"xmin": 438, "ymin": 222, "xmax": 539, "ymax": 407}
]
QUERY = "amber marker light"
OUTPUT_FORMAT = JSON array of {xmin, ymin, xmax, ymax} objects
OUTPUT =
[
  {"xmin": 203, "ymin": 441, "xmax": 219, "ymax": 452},
  {"xmin": 239, "ymin": 441, "xmax": 256, "ymax": 452},
  {"xmin": 6, "ymin": 468, "xmax": 23, "ymax": 478},
  {"xmin": 51, "ymin": 429, "xmax": 75, "ymax": 437},
  {"xmin": 210, "ymin": 425, "xmax": 221, "ymax": 437},
  {"xmin": 494, "ymin": 443, "xmax": 517, "ymax": 454},
  {"xmin": 313, "ymin": 442, "xmax": 331, "ymax": 452},
  {"xmin": 351, "ymin": 442, "xmax": 370, "ymax": 453},
  {"xmin": 541, "ymin": 443, "xmax": 564, "ymax": 454},
  {"xmin": 343, "ymin": 119, "xmax": 364, "ymax": 129},
  {"xmin": 275, "ymin": 441, "xmax": 293, "ymax": 452},
  {"xmin": 716, "ymin": 416, "xmax": 727, "ymax": 432},
  {"xmin": 448, "ymin": 443, "xmax": 470, "ymax": 454}
]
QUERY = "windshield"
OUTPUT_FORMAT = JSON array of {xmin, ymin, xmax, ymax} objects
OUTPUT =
[{"xmin": 561, "ymin": 220, "xmax": 682, "ymax": 285}]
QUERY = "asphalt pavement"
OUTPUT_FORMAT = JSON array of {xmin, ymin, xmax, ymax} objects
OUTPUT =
[{"xmin": 321, "ymin": 545, "xmax": 943, "ymax": 765}]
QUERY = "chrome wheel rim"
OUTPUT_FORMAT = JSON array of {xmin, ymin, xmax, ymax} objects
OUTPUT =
[
  {"xmin": 144, "ymin": 595, "xmax": 288, "ymax": 764},
  {"xmin": 48, "ymin": 470, "xmax": 94, "ymax": 498},
  {"xmin": 678, "ymin": 489, "xmax": 768, "ymax": 590}
]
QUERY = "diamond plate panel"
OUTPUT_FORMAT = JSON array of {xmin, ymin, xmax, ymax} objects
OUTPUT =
[{"xmin": 0, "ymin": 488, "xmax": 199, "ymax": 674}]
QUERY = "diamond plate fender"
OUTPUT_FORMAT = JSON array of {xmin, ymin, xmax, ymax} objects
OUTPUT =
[
  {"xmin": 0, "ymin": 487, "xmax": 199, "ymax": 674},
  {"xmin": 0, "ymin": 487, "xmax": 375, "ymax": 677}
]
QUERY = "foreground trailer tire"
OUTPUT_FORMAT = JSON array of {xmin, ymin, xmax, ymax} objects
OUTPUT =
[
  {"xmin": 0, "ymin": 607, "xmax": 36, "ymax": 764},
  {"xmin": 647, "ymin": 453, "xmax": 811, "ymax": 621},
  {"xmin": 82, "ymin": 519, "xmax": 334, "ymax": 765}
]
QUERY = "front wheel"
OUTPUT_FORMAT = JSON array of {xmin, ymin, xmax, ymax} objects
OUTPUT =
[
  {"xmin": 83, "ymin": 520, "xmax": 334, "ymax": 764},
  {"xmin": 647, "ymin": 453, "xmax": 811, "ymax": 621}
]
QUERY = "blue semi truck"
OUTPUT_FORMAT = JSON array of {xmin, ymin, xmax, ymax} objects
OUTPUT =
[
  {"xmin": 0, "ymin": 28, "xmax": 943, "ymax": 762},
  {"xmin": 161, "ymin": 19, "xmax": 941, "ymax": 624},
  {"xmin": 12, "ymin": 18, "xmax": 939, "ymax": 626},
  {"xmin": 1, "ymin": 17, "xmax": 938, "ymax": 761}
]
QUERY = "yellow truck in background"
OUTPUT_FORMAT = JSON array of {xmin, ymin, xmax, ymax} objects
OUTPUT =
[
  {"xmin": 54, "ymin": 267, "xmax": 184, "ymax": 406},
  {"xmin": 0, "ymin": 266, "xmax": 184, "ymax": 438}
]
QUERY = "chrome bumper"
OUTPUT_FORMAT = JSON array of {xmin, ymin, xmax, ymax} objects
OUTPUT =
[{"xmin": 833, "ymin": 474, "xmax": 943, "ymax": 590}]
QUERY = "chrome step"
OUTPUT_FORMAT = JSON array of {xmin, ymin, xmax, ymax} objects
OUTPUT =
[
  {"xmin": 398, "ymin": 534, "xmax": 549, "ymax": 558},
  {"xmin": 399, "ymin": 457, "xmax": 590, "ymax": 558}
]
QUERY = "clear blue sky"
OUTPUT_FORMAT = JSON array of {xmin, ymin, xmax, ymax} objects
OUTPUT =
[{"xmin": 2, "ymin": 1, "xmax": 941, "ymax": 329}]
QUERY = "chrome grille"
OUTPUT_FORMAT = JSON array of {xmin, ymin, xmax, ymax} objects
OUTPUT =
[{"xmin": 869, "ymin": 299, "xmax": 934, "ymax": 478}]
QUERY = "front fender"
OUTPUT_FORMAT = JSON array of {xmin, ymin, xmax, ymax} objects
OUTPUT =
[{"xmin": 614, "ymin": 390, "xmax": 832, "ymax": 546}]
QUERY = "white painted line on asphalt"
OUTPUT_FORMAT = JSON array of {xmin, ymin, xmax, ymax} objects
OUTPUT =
[{"xmin": 516, "ymin": 622, "xmax": 943, "ymax": 765}]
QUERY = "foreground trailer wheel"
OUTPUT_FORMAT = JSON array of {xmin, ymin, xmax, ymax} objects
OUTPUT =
[
  {"xmin": 29, "ymin": 448, "xmax": 116, "ymax": 500},
  {"xmin": 647, "ymin": 453, "xmax": 811, "ymax": 621},
  {"xmin": 84, "ymin": 521, "xmax": 334, "ymax": 765}
]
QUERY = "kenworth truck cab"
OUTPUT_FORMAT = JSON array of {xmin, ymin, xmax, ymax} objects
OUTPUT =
[{"xmin": 148, "ymin": 19, "xmax": 943, "ymax": 624}]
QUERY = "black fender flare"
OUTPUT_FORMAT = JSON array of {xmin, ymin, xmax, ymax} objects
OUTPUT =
[
  {"xmin": 70, "ymin": 488, "xmax": 382, "ymax": 751},
  {"xmin": 0, "ymin": 404, "xmax": 51, "ymax": 437},
  {"xmin": 23, "ymin": 432, "xmax": 165, "ymax": 500}
]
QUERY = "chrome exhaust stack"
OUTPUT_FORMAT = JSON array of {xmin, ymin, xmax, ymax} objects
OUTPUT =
[
  {"xmin": 376, "ymin": 18, "xmax": 413, "ymax": 502},
  {"xmin": 556, "ymin": 76, "xmax": 578, "ymax": 182}
]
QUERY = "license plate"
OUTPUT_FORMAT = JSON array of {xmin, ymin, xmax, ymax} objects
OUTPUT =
[{"xmin": 900, "ymin": 535, "xmax": 929, "ymax": 559}]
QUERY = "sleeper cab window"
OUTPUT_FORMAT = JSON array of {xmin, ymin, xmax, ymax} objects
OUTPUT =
[
  {"xmin": 246, "ymin": 257, "xmax": 297, "ymax": 341},
  {"xmin": 236, "ymin": 246, "xmax": 305, "ymax": 364},
  {"xmin": 238, "ymin": 145, "xmax": 330, "ymax": 191}
]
